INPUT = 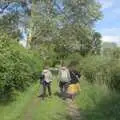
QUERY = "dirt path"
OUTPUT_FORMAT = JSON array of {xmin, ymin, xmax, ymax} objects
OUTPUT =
[
  {"xmin": 22, "ymin": 94, "xmax": 82, "ymax": 120},
  {"xmin": 17, "ymin": 84, "xmax": 41, "ymax": 120},
  {"xmin": 23, "ymin": 94, "xmax": 40, "ymax": 120},
  {"xmin": 17, "ymin": 77, "xmax": 83, "ymax": 120},
  {"xmin": 66, "ymin": 99, "xmax": 82, "ymax": 120}
]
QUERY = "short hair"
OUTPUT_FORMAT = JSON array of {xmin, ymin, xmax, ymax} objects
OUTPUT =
[
  {"xmin": 43, "ymin": 61, "xmax": 49, "ymax": 68},
  {"xmin": 61, "ymin": 60, "xmax": 65, "ymax": 66},
  {"xmin": 68, "ymin": 60, "xmax": 78, "ymax": 69}
]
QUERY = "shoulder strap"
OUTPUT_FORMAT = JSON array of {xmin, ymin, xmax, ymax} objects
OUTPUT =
[{"xmin": 71, "ymin": 71, "xmax": 79, "ymax": 80}]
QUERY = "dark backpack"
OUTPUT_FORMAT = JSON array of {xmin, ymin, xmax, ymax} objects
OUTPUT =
[
  {"xmin": 39, "ymin": 73, "xmax": 45, "ymax": 84},
  {"xmin": 70, "ymin": 70, "xmax": 81, "ymax": 84}
]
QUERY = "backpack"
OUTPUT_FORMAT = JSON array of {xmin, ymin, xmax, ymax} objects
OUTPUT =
[
  {"xmin": 60, "ymin": 68, "xmax": 70, "ymax": 82},
  {"xmin": 70, "ymin": 70, "xmax": 81, "ymax": 84},
  {"xmin": 40, "ymin": 74, "xmax": 45, "ymax": 84}
]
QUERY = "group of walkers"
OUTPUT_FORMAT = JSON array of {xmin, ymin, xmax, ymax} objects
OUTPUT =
[{"xmin": 39, "ymin": 62, "xmax": 81, "ymax": 100}]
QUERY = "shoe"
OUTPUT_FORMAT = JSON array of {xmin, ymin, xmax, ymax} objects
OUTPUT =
[{"xmin": 38, "ymin": 94, "xmax": 43, "ymax": 97}]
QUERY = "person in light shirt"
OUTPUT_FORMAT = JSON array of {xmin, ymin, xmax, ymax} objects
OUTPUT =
[
  {"xmin": 59, "ymin": 62, "xmax": 71, "ymax": 94},
  {"xmin": 41, "ymin": 66, "xmax": 52, "ymax": 98}
]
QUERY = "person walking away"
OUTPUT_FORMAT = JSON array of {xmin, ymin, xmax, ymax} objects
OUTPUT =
[
  {"xmin": 39, "ymin": 72, "xmax": 45, "ymax": 98},
  {"xmin": 67, "ymin": 65, "xmax": 81, "ymax": 100},
  {"xmin": 59, "ymin": 63, "xmax": 71, "ymax": 95},
  {"xmin": 69, "ymin": 68, "xmax": 81, "ymax": 85},
  {"xmin": 41, "ymin": 66, "xmax": 52, "ymax": 98}
]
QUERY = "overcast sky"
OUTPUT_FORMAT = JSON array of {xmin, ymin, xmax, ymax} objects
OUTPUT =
[{"xmin": 96, "ymin": 0, "xmax": 120, "ymax": 45}]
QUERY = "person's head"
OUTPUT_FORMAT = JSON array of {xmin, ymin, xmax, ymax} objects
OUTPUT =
[
  {"xmin": 68, "ymin": 61, "xmax": 78, "ymax": 70},
  {"xmin": 61, "ymin": 60, "xmax": 65, "ymax": 67},
  {"xmin": 43, "ymin": 62, "xmax": 49, "ymax": 69},
  {"xmin": 68, "ymin": 64, "xmax": 74, "ymax": 71},
  {"xmin": 44, "ymin": 66, "xmax": 49, "ymax": 69}
]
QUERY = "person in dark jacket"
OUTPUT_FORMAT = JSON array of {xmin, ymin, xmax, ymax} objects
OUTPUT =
[
  {"xmin": 67, "ymin": 62, "xmax": 81, "ymax": 100},
  {"xmin": 69, "ymin": 69, "xmax": 81, "ymax": 84}
]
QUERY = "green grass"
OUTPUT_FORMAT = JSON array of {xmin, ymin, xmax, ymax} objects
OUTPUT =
[
  {"xmin": 0, "ymin": 83, "xmax": 38, "ymax": 120},
  {"xmin": 0, "ymin": 78, "xmax": 67, "ymax": 120},
  {"xmin": 1, "ymin": 76, "xmax": 120, "ymax": 120},
  {"xmin": 76, "ymin": 79, "xmax": 120, "ymax": 120},
  {"xmin": 19, "ymin": 78, "xmax": 67, "ymax": 120},
  {"xmin": 20, "ymin": 94, "xmax": 67, "ymax": 120}
]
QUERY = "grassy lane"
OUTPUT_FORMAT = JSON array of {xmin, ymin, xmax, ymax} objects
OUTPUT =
[
  {"xmin": 0, "ymin": 83, "xmax": 38, "ymax": 120},
  {"xmin": 19, "ymin": 78, "xmax": 67, "ymax": 120},
  {"xmin": 0, "ymin": 77, "xmax": 68, "ymax": 120},
  {"xmin": 2, "ymin": 76, "xmax": 120, "ymax": 120},
  {"xmin": 76, "ymin": 79, "xmax": 120, "ymax": 120}
]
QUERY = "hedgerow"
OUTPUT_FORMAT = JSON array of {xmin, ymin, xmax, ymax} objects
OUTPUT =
[
  {"xmin": 65, "ymin": 52, "xmax": 120, "ymax": 91},
  {"xmin": 0, "ymin": 35, "xmax": 43, "ymax": 98},
  {"xmin": 79, "ymin": 55, "xmax": 120, "ymax": 91}
]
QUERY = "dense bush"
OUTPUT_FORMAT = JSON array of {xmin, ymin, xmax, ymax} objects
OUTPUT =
[
  {"xmin": 0, "ymin": 35, "xmax": 43, "ymax": 98},
  {"xmin": 64, "ymin": 51, "xmax": 120, "ymax": 91},
  {"xmin": 63, "ymin": 53, "xmax": 83, "ymax": 71},
  {"xmin": 79, "ymin": 55, "xmax": 120, "ymax": 91}
]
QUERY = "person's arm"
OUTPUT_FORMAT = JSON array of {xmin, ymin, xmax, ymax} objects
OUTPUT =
[
  {"xmin": 57, "ymin": 69, "xmax": 61, "ymax": 85},
  {"xmin": 77, "ymin": 72, "xmax": 81, "ymax": 78},
  {"xmin": 49, "ymin": 71, "xmax": 52, "ymax": 82},
  {"xmin": 73, "ymin": 71, "xmax": 81, "ymax": 82},
  {"xmin": 40, "ymin": 71, "xmax": 44, "ymax": 84},
  {"xmin": 67, "ymin": 69, "xmax": 71, "ymax": 82},
  {"xmin": 74, "ymin": 70, "xmax": 81, "ymax": 78}
]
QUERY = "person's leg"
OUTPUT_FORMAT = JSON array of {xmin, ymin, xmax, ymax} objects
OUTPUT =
[
  {"xmin": 63, "ymin": 82, "xmax": 69, "ymax": 99},
  {"xmin": 59, "ymin": 82, "xmax": 64, "ymax": 93},
  {"xmin": 64, "ymin": 82, "xmax": 69, "ymax": 93},
  {"xmin": 43, "ymin": 82, "xmax": 47, "ymax": 97},
  {"xmin": 38, "ymin": 84, "xmax": 44, "ymax": 97},
  {"xmin": 48, "ymin": 83, "xmax": 52, "ymax": 96}
]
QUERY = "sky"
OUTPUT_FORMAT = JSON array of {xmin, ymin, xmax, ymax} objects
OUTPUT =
[
  {"xmin": 0, "ymin": 2, "xmax": 31, "ymax": 47},
  {"xmin": 0, "ymin": 1, "xmax": 119, "ymax": 46},
  {"xmin": 96, "ymin": 0, "xmax": 120, "ymax": 45}
]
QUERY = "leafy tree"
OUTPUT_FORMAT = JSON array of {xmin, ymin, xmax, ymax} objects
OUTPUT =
[
  {"xmin": 102, "ymin": 42, "xmax": 117, "ymax": 56},
  {"xmin": 91, "ymin": 32, "xmax": 102, "ymax": 54},
  {"xmin": 0, "ymin": 14, "xmax": 20, "ymax": 39},
  {"xmin": 0, "ymin": 0, "xmax": 31, "ymax": 42},
  {"xmin": 30, "ymin": 0, "xmax": 102, "ymax": 57}
]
